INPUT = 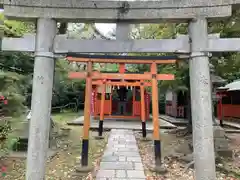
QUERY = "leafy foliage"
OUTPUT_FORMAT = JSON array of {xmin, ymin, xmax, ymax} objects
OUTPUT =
[
  {"xmin": 0, "ymin": 14, "xmax": 35, "ymax": 155},
  {"xmin": 52, "ymin": 59, "xmax": 85, "ymax": 110},
  {"xmin": 0, "ymin": 14, "xmax": 35, "ymax": 116},
  {"xmin": 208, "ymin": 10, "xmax": 240, "ymax": 82}
]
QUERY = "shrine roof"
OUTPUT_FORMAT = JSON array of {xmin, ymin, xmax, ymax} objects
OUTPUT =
[
  {"xmin": 211, "ymin": 74, "xmax": 226, "ymax": 84},
  {"xmin": 217, "ymin": 80, "xmax": 240, "ymax": 92},
  {"xmin": 67, "ymin": 53, "xmax": 178, "ymax": 61}
]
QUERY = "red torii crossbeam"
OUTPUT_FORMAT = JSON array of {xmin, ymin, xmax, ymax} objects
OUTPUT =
[{"xmin": 68, "ymin": 71, "xmax": 175, "ymax": 81}]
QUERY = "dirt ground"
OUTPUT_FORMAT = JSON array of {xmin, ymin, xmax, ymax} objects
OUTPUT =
[
  {"xmin": 1, "ymin": 112, "xmax": 108, "ymax": 180},
  {"xmin": 135, "ymin": 131, "xmax": 240, "ymax": 180}
]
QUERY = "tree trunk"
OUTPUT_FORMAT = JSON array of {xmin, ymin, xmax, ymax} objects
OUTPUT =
[{"xmin": 58, "ymin": 23, "xmax": 67, "ymax": 34}]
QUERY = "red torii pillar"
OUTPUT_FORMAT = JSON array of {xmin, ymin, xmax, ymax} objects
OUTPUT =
[
  {"xmin": 81, "ymin": 61, "xmax": 92, "ymax": 168},
  {"xmin": 151, "ymin": 62, "xmax": 161, "ymax": 166}
]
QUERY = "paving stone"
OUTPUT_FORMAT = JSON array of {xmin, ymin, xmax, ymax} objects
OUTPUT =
[
  {"xmin": 101, "ymin": 155, "xmax": 119, "ymax": 162},
  {"xmin": 118, "ymin": 156, "xmax": 126, "ymax": 162},
  {"xmin": 117, "ymin": 147, "xmax": 138, "ymax": 152},
  {"xmin": 105, "ymin": 147, "xmax": 118, "ymax": 152},
  {"xmin": 117, "ymin": 141, "xmax": 137, "ymax": 145},
  {"xmin": 107, "ymin": 141, "xmax": 121, "ymax": 145},
  {"xmin": 125, "ymin": 144, "xmax": 140, "ymax": 148},
  {"xmin": 110, "ymin": 136, "xmax": 135, "ymax": 138},
  {"xmin": 111, "ymin": 132, "xmax": 133, "ymax": 135},
  {"xmin": 116, "ymin": 170, "xmax": 127, "ymax": 178},
  {"xmin": 96, "ymin": 170, "xmax": 115, "ymax": 178},
  {"xmin": 116, "ymin": 137, "xmax": 135, "ymax": 140},
  {"xmin": 104, "ymin": 149, "xmax": 118, "ymax": 154},
  {"xmin": 127, "ymin": 170, "xmax": 146, "ymax": 178},
  {"xmin": 100, "ymin": 162, "xmax": 134, "ymax": 170},
  {"xmin": 127, "ymin": 156, "xmax": 142, "ymax": 162},
  {"xmin": 134, "ymin": 163, "xmax": 144, "ymax": 170},
  {"xmin": 118, "ymin": 141, "xmax": 137, "ymax": 144},
  {"xmin": 102, "ymin": 151, "xmax": 114, "ymax": 157},
  {"xmin": 110, "ymin": 144, "xmax": 126, "ymax": 148},
  {"xmin": 113, "ymin": 151, "xmax": 141, "ymax": 157},
  {"xmin": 112, "ymin": 129, "xmax": 133, "ymax": 133}
]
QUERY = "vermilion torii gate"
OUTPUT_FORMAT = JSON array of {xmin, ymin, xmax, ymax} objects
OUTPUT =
[
  {"xmin": 2, "ymin": 1, "xmax": 240, "ymax": 180},
  {"xmin": 67, "ymin": 53, "xmax": 176, "ymax": 167}
]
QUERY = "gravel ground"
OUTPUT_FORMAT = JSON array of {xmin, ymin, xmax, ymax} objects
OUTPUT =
[{"xmin": 135, "ymin": 132, "xmax": 240, "ymax": 180}]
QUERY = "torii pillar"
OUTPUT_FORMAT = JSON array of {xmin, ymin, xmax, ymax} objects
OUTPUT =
[
  {"xmin": 26, "ymin": 18, "xmax": 56, "ymax": 180},
  {"xmin": 188, "ymin": 18, "xmax": 216, "ymax": 180}
]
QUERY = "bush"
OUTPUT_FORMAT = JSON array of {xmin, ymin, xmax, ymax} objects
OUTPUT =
[{"xmin": 0, "ymin": 119, "xmax": 11, "ymax": 157}]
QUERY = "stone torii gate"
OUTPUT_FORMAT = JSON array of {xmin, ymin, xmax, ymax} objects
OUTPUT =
[{"xmin": 2, "ymin": 1, "xmax": 240, "ymax": 180}]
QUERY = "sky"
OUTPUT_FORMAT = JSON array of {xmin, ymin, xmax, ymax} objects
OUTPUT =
[
  {"xmin": 95, "ymin": 23, "xmax": 116, "ymax": 37},
  {"xmin": 95, "ymin": 0, "xmax": 137, "ymax": 36}
]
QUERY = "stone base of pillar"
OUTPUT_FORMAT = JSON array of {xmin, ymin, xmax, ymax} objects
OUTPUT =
[
  {"xmin": 75, "ymin": 165, "xmax": 93, "ymax": 173},
  {"xmin": 176, "ymin": 125, "xmax": 232, "ymax": 161},
  {"xmin": 94, "ymin": 136, "xmax": 105, "ymax": 140},
  {"xmin": 216, "ymin": 149, "xmax": 233, "ymax": 158},
  {"xmin": 179, "ymin": 153, "xmax": 194, "ymax": 162},
  {"xmin": 213, "ymin": 125, "xmax": 226, "ymax": 139},
  {"xmin": 213, "ymin": 125, "xmax": 232, "ymax": 158},
  {"xmin": 149, "ymin": 164, "xmax": 168, "ymax": 174}
]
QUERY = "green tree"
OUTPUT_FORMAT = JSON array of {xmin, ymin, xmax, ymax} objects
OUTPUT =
[
  {"xmin": 0, "ymin": 14, "xmax": 35, "ymax": 116},
  {"xmin": 209, "ymin": 9, "xmax": 240, "ymax": 82},
  {"xmin": 52, "ymin": 59, "xmax": 85, "ymax": 111}
]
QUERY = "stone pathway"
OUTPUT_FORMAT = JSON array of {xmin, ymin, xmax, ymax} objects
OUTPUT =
[{"xmin": 96, "ymin": 129, "xmax": 146, "ymax": 180}]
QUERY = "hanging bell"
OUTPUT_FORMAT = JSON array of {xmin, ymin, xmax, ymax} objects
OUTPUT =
[
  {"xmin": 130, "ymin": 86, "xmax": 133, "ymax": 90},
  {"xmin": 118, "ymin": 86, "xmax": 120, "ymax": 90},
  {"xmin": 112, "ymin": 86, "xmax": 115, "ymax": 90}
]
